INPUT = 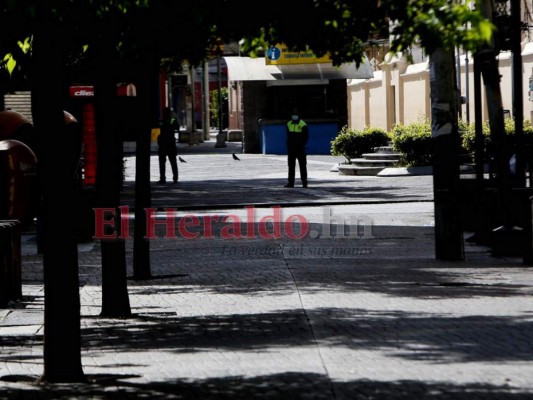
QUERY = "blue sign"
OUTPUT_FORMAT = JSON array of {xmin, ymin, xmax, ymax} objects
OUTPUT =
[{"xmin": 267, "ymin": 46, "xmax": 281, "ymax": 61}]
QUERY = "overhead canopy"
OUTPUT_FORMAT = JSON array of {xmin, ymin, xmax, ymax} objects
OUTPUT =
[{"xmin": 223, "ymin": 56, "xmax": 374, "ymax": 82}]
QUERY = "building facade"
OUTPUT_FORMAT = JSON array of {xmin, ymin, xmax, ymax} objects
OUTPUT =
[{"xmin": 348, "ymin": 43, "xmax": 533, "ymax": 132}]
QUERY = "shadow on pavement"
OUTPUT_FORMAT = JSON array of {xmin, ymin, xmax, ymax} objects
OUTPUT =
[{"xmin": 1, "ymin": 372, "xmax": 531, "ymax": 399}]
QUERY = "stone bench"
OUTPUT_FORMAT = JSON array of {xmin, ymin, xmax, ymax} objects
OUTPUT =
[{"xmin": 226, "ymin": 130, "xmax": 243, "ymax": 142}]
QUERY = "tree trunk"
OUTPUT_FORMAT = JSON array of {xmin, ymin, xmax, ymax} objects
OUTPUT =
[
  {"xmin": 132, "ymin": 53, "xmax": 160, "ymax": 280},
  {"xmin": 94, "ymin": 36, "xmax": 132, "ymax": 318},
  {"xmin": 477, "ymin": 0, "xmax": 512, "ymax": 229},
  {"xmin": 478, "ymin": 50, "xmax": 510, "ymax": 200},
  {"xmin": 429, "ymin": 48, "xmax": 464, "ymax": 260},
  {"xmin": 32, "ymin": 25, "xmax": 85, "ymax": 383}
]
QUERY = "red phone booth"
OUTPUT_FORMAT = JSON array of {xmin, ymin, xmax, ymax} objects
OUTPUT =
[
  {"xmin": 69, "ymin": 84, "xmax": 135, "ymax": 188},
  {"xmin": 69, "ymin": 86, "xmax": 97, "ymax": 187}
]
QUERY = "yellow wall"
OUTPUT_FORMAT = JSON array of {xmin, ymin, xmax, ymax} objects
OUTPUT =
[{"xmin": 348, "ymin": 44, "xmax": 533, "ymax": 131}]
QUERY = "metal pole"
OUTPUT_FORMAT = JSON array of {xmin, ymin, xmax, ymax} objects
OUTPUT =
[
  {"xmin": 465, "ymin": 52, "xmax": 470, "ymax": 123},
  {"xmin": 474, "ymin": 54, "xmax": 484, "ymax": 181},
  {"xmin": 511, "ymin": 0, "xmax": 525, "ymax": 187},
  {"xmin": 215, "ymin": 48, "xmax": 227, "ymax": 148},
  {"xmin": 456, "ymin": 47, "xmax": 463, "ymax": 119},
  {"xmin": 218, "ymin": 53, "xmax": 222, "ymax": 134},
  {"xmin": 189, "ymin": 65, "xmax": 197, "ymax": 145},
  {"xmin": 203, "ymin": 61, "xmax": 210, "ymax": 141}
]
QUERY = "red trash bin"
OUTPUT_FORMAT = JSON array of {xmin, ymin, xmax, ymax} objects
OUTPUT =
[
  {"xmin": 0, "ymin": 139, "xmax": 38, "ymax": 229},
  {"xmin": 0, "ymin": 110, "xmax": 37, "ymax": 154}
]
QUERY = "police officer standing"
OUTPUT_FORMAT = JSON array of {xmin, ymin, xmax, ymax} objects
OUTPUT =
[
  {"xmin": 284, "ymin": 108, "xmax": 308, "ymax": 188},
  {"xmin": 157, "ymin": 107, "xmax": 179, "ymax": 183}
]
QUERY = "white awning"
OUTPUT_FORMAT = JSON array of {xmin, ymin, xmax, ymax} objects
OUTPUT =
[{"xmin": 223, "ymin": 56, "xmax": 374, "ymax": 82}]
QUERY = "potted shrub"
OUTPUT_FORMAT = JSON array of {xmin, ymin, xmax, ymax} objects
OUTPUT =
[
  {"xmin": 331, "ymin": 126, "xmax": 390, "ymax": 162},
  {"xmin": 391, "ymin": 119, "xmax": 432, "ymax": 166}
]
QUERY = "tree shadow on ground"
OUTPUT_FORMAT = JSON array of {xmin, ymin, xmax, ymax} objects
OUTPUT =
[
  {"xmin": 84, "ymin": 309, "xmax": 533, "ymax": 362},
  {"xmin": 3, "ymin": 307, "xmax": 532, "ymax": 364},
  {"xmin": 140, "ymin": 178, "xmax": 431, "ymax": 209},
  {"xmin": 121, "ymin": 221, "xmax": 529, "ymax": 300},
  {"xmin": 1, "ymin": 372, "xmax": 532, "ymax": 399}
]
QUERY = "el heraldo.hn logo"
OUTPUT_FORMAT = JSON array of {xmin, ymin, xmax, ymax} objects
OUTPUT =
[{"xmin": 93, "ymin": 206, "xmax": 373, "ymax": 240}]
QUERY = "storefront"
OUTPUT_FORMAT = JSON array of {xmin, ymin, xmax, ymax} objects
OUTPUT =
[{"xmin": 223, "ymin": 50, "xmax": 374, "ymax": 154}]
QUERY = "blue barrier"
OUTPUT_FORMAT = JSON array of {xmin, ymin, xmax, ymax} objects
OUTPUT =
[{"xmin": 259, "ymin": 120, "xmax": 339, "ymax": 155}]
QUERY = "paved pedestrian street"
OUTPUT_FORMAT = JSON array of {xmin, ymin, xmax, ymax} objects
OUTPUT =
[{"xmin": 1, "ymin": 143, "xmax": 533, "ymax": 399}]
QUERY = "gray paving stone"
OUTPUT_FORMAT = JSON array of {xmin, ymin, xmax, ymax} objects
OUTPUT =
[{"xmin": 2, "ymin": 141, "xmax": 532, "ymax": 399}]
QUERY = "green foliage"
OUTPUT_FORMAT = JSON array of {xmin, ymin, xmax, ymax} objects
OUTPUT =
[
  {"xmin": 503, "ymin": 118, "xmax": 533, "ymax": 155},
  {"xmin": 459, "ymin": 119, "xmax": 491, "ymax": 161},
  {"xmin": 391, "ymin": 119, "xmax": 433, "ymax": 166},
  {"xmin": 237, "ymin": 0, "xmax": 379, "ymax": 66},
  {"xmin": 382, "ymin": 0, "xmax": 494, "ymax": 56},
  {"xmin": 503, "ymin": 117, "xmax": 533, "ymax": 137},
  {"xmin": 331, "ymin": 126, "xmax": 390, "ymax": 162},
  {"xmin": 1, "ymin": 38, "xmax": 31, "ymax": 75},
  {"xmin": 2, "ymin": 53, "xmax": 16, "ymax": 74},
  {"xmin": 520, "ymin": 119, "xmax": 533, "ymax": 144},
  {"xmin": 391, "ymin": 118, "xmax": 527, "ymax": 167},
  {"xmin": 237, "ymin": 0, "xmax": 494, "ymax": 66},
  {"xmin": 459, "ymin": 118, "xmax": 533, "ymax": 161},
  {"xmin": 0, "ymin": 0, "xmax": 496, "ymax": 82},
  {"xmin": 209, "ymin": 87, "xmax": 228, "ymax": 128}
]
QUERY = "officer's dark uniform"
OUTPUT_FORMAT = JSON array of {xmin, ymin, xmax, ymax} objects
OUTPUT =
[
  {"xmin": 285, "ymin": 112, "xmax": 308, "ymax": 188},
  {"xmin": 157, "ymin": 109, "xmax": 178, "ymax": 183}
]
